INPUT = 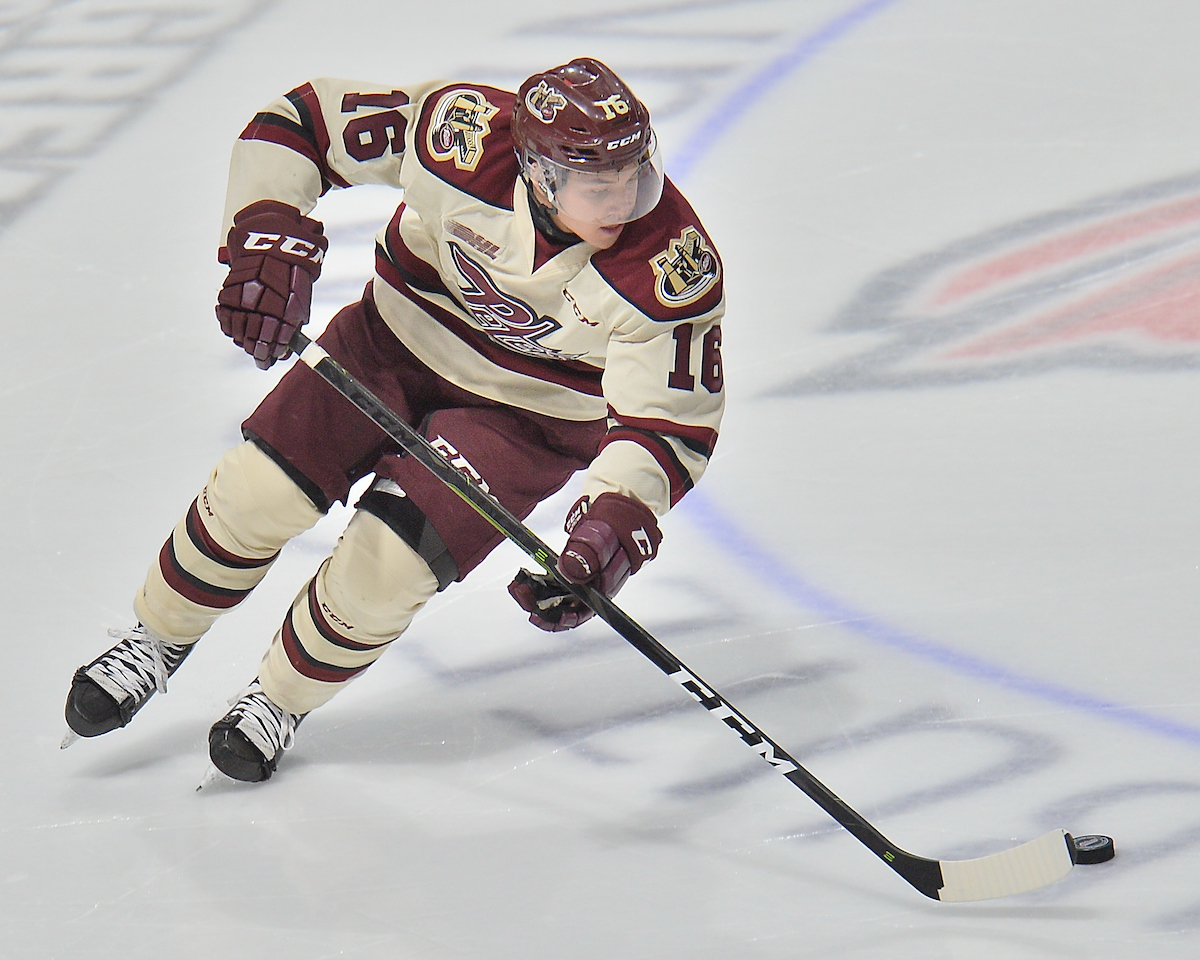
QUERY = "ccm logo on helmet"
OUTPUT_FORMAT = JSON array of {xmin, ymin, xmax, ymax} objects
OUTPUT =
[
  {"xmin": 606, "ymin": 130, "xmax": 642, "ymax": 151},
  {"xmin": 242, "ymin": 231, "xmax": 325, "ymax": 263}
]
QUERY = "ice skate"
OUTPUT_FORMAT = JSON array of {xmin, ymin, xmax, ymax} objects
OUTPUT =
[
  {"xmin": 208, "ymin": 681, "xmax": 304, "ymax": 782},
  {"xmin": 64, "ymin": 625, "xmax": 195, "ymax": 741}
]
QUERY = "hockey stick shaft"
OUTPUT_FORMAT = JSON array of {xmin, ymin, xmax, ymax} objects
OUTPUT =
[{"xmin": 290, "ymin": 331, "xmax": 984, "ymax": 899}]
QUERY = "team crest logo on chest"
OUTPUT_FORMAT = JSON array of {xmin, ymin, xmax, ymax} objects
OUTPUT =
[
  {"xmin": 650, "ymin": 226, "xmax": 721, "ymax": 307},
  {"xmin": 448, "ymin": 243, "xmax": 584, "ymax": 360},
  {"xmin": 525, "ymin": 81, "xmax": 568, "ymax": 123},
  {"xmin": 427, "ymin": 88, "xmax": 500, "ymax": 172}
]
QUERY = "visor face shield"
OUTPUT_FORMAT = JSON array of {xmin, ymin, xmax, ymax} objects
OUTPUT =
[{"xmin": 531, "ymin": 139, "xmax": 665, "ymax": 227}]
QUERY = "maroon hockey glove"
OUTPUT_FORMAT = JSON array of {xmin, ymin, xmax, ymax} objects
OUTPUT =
[
  {"xmin": 216, "ymin": 200, "xmax": 327, "ymax": 370},
  {"xmin": 508, "ymin": 493, "xmax": 662, "ymax": 632}
]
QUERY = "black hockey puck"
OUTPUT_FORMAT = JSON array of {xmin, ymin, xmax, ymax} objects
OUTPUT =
[{"xmin": 1071, "ymin": 834, "xmax": 1115, "ymax": 864}]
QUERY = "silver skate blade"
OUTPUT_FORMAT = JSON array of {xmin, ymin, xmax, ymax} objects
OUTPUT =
[
  {"xmin": 60, "ymin": 729, "xmax": 81, "ymax": 750},
  {"xmin": 196, "ymin": 764, "xmax": 227, "ymax": 791}
]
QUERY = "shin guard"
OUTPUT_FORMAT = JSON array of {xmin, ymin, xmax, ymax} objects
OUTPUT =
[
  {"xmin": 134, "ymin": 441, "xmax": 324, "ymax": 643},
  {"xmin": 258, "ymin": 509, "xmax": 439, "ymax": 715}
]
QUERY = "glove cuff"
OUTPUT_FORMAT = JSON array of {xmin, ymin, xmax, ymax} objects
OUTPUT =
[{"xmin": 233, "ymin": 199, "xmax": 307, "ymax": 226}]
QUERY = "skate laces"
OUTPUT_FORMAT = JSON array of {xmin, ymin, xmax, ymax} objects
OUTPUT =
[
  {"xmin": 225, "ymin": 682, "xmax": 300, "ymax": 759},
  {"xmin": 87, "ymin": 626, "xmax": 190, "ymax": 702}
]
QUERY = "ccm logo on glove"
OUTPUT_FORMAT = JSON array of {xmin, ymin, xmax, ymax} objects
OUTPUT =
[
  {"xmin": 216, "ymin": 200, "xmax": 328, "ymax": 370},
  {"xmin": 241, "ymin": 231, "xmax": 326, "ymax": 262}
]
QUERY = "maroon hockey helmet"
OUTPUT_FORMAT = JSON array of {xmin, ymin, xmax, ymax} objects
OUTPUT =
[{"xmin": 513, "ymin": 58, "xmax": 664, "ymax": 226}]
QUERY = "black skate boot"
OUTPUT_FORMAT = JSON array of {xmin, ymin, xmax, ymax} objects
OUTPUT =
[
  {"xmin": 64, "ymin": 626, "xmax": 195, "ymax": 739},
  {"xmin": 208, "ymin": 681, "xmax": 304, "ymax": 782}
]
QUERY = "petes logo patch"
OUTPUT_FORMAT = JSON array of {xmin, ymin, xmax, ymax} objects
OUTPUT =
[
  {"xmin": 651, "ymin": 226, "xmax": 721, "ymax": 307},
  {"xmin": 427, "ymin": 88, "xmax": 499, "ymax": 172},
  {"xmin": 526, "ymin": 81, "xmax": 567, "ymax": 123}
]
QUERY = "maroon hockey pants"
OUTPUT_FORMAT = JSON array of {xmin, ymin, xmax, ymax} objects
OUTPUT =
[{"xmin": 242, "ymin": 290, "xmax": 607, "ymax": 578}]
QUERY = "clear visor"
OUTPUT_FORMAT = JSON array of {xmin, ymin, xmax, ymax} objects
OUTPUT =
[{"xmin": 529, "ymin": 139, "xmax": 665, "ymax": 227}]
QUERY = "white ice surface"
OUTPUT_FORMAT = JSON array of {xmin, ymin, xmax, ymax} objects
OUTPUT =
[{"xmin": 3, "ymin": 0, "xmax": 1200, "ymax": 956}]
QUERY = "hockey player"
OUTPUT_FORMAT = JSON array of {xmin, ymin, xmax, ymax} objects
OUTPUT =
[{"xmin": 63, "ymin": 58, "xmax": 725, "ymax": 782}]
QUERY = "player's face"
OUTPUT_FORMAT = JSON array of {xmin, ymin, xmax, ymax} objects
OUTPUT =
[
  {"xmin": 561, "ymin": 166, "xmax": 641, "ymax": 225},
  {"xmin": 526, "ymin": 133, "xmax": 664, "ymax": 247},
  {"xmin": 550, "ymin": 165, "xmax": 641, "ymax": 248}
]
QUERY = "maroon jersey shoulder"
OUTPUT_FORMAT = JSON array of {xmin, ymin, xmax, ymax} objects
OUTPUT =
[
  {"xmin": 413, "ymin": 83, "xmax": 519, "ymax": 210},
  {"xmin": 591, "ymin": 178, "xmax": 724, "ymax": 323}
]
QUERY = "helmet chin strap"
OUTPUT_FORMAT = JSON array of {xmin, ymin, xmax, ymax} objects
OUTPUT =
[{"xmin": 524, "ymin": 180, "xmax": 580, "ymax": 246}]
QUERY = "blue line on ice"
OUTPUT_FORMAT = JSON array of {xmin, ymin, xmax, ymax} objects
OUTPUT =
[
  {"xmin": 673, "ymin": 0, "xmax": 1200, "ymax": 748},
  {"xmin": 683, "ymin": 491, "xmax": 1200, "ymax": 747},
  {"xmin": 670, "ymin": 0, "xmax": 904, "ymax": 183}
]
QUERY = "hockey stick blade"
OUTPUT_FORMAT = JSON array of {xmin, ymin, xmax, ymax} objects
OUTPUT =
[
  {"xmin": 936, "ymin": 829, "xmax": 1074, "ymax": 902},
  {"xmin": 289, "ymin": 331, "xmax": 1076, "ymax": 901}
]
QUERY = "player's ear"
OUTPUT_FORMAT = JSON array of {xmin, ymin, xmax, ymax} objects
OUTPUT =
[
  {"xmin": 517, "ymin": 150, "xmax": 559, "ymax": 213},
  {"xmin": 526, "ymin": 167, "xmax": 557, "ymax": 211}
]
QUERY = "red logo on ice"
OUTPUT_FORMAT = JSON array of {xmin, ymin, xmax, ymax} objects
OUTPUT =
[{"xmin": 775, "ymin": 172, "xmax": 1200, "ymax": 393}]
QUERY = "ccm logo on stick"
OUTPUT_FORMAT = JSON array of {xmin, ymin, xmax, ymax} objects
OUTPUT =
[
  {"xmin": 669, "ymin": 668, "xmax": 799, "ymax": 773},
  {"xmin": 429, "ymin": 436, "xmax": 491, "ymax": 494},
  {"xmin": 243, "ymin": 231, "xmax": 325, "ymax": 263}
]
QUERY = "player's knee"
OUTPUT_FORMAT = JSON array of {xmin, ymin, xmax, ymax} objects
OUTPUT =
[
  {"xmin": 319, "ymin": 509, "xmax": 440, "ymax": 639},
  {"xmin": 355, "ymin": 478, "xmax": 459, "ymax": 590},
  {"xmin": 203, "ymin": 441, "xmax": 324, "ymax": 553}
]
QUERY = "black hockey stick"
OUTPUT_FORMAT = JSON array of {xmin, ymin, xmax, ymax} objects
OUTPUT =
[{"xmin": 290, "ymin": 330, "xmax": 1077, "ymax": 901}]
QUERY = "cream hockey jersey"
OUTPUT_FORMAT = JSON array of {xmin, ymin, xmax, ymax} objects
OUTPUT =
[{"xmin": 222, "ymin": 78, "xmax": 725, "ymax": 517}]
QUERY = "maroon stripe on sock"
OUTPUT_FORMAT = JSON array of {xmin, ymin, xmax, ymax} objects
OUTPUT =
[
  {"xmin": 306, "ymin": 577, "xmax": 381, "ymax": 652},
  {"xmin": 186, "ymin": 500, "xmax": 277, "ymax": 570},
  {"xmin": 280, "ymin": 606, "xmax": 366, "ymax": 683},
  {"xmin": 158, "ymin": 538, "xmax": 250, "ymax": 610}
]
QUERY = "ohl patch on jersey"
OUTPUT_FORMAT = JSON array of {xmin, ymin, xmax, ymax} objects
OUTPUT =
[
  {"xmin": 651, "ymin": 226, "xmax": 721, "ymax": 307},
  {"xmin": 427, "ymin": 89, "xmax": 499, "ymax": 172}
]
